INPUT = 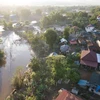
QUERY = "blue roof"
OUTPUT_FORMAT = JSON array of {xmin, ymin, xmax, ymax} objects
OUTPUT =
[
  {"xmin": 93, "ymin": 31, "xmax": 100, "ymax": 34},
  {"xmin": 78, "ymin": 80, "xmax": 89, "ymax": 86},
  {"xmin": 96, "ymin": 85, "xmax": 100, "ymax": 92}
]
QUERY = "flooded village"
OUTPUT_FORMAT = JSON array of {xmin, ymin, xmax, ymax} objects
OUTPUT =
[{"xmin": 0, "ymin": 3, "xmax": 100, "ymax": 100}]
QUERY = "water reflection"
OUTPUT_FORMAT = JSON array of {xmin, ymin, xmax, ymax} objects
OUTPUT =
[{"xmin": 0, "ymin": 31, "xmax": 32, "ymax": 100}]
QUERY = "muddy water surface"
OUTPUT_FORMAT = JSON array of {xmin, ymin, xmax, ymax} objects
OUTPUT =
[{"xmin": 0, "ymin": 31, "xmax": 33, "ymax": 100}]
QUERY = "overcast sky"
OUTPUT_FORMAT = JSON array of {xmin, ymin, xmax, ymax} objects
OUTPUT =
[{"xmin": 0, "ymin": 0, "xmax": 100, "ymax": 6}]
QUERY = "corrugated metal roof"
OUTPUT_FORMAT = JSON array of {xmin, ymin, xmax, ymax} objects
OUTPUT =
[
  {"xmin": 56, "ymin": 90, "xmax": 82, "ymax": 100},
  {"xmin": 80, "ymin": 50, "xmax": 98, "ymax": 68},
  {"xmin": 81, "ymin": 50, "xmax": 97, "ymax": 62},
  {"xmin": 90, "ymin": 72, "xmax": 100, "ymax": 85}
]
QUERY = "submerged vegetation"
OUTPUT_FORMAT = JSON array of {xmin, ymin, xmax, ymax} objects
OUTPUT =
[{"xmin": 0, "ymin": 50, "xmax": 6, "ymax": 66}]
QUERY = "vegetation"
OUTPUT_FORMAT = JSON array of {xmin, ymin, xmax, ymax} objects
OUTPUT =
[
  {"xmin": 7, "ymin": 53, "xmax": 80, "ymax": 100},
  {"xmin": 12, "ymin": 68, "xmax": 24, "ymax": 90},
  {"xmin": 5, "ymin": 5, "xmax": 100, "ymax": 100},
  {"xmin": 19, "ymin": 8, "xmax": 31, "ymax": 20},
  {"xmin": 2, "ymin": 20, "xmax": 13, "ymax": 30},
  {"xmin": 44, "ymin": 29, "xmax": 57, "ymax": 49},
  {"xmin": 0, "ymin": 50, "xmax": 6, "ymax": 66},
  {"xmin": 20, "ymin": 31, "xmax": 49, "ymax": 57},
  {"xmin": 63, "ymin": 26, "xmax": 70, "ymax": 39},
  {"xmin": 41, "ymin": 11, "xmax": 67, "ymax": 28}
]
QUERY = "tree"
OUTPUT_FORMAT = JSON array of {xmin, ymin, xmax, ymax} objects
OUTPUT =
[
  {"xmin": 78, "ymin": 11, "xmax": 88, "ymax": 17},
  {"xmin": 40, "ymin": 11, "xmax": 66, "ymax": 28},
  {"xmin": 63, "ymin": 26, "xmax": 70, "ymax": 39},
  {"xmin": 68, "ymin": 69, "xmax": 80, "ymax": 83},
  {"xmin": 35, "ymin": 9, "xmax": 42, "ymax": 15},
  {"xmin": 41, "ymin": 16, "xmax": 51, "ymax": 28},
  {"xmin": 89, "ymin": 15, "xmax": 98, "ymax": 26},
  {"xmin": 3, "ymin": 20, "xmax": 7, "ymax": 30},
  {"xmin": 46, "ymin": 55, "xmax": 80, "ymax": 82},
  {"xmin": 44, "ymin": 29, "xmax": 57, "ymax": 49},
  {"xmin": 19, "ymin": 8, "xmax": 31, "ymax": 20},
  {"xmin": 46, "ymin": 55, "xmax": 67, "ymax": 81},
  {"xmin": 23, "ymin": 31, "xmax": 49, "ymax": 57}
]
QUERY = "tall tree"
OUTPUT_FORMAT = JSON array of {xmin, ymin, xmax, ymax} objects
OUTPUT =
[
  {"xmin": 44, "ymin": 29, "xmax": 57, "ymax": 49},
  {"xmin": 19, "ymin": 8, "xmax": 31, "ymax": 20},
  {"xmin": 63, "ymin": 26, "xmax": 70, "ymax": 39}
]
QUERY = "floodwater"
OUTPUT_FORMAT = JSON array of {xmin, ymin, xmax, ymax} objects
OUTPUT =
[{"xmin": 0, "ymin": 31, "xmax": 33, "ymax": 100}]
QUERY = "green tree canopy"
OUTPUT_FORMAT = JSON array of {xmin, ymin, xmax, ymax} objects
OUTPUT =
[
  {"xmin": 44, "ymin": 29, "xmax": 57, "ymax": 49},
  {"xmin": 35, "ymin": 9, "xmax": 42, "ymax": 15},
  {"xmin": 63, "ymin": 26, "xmax": 70, "ymax": 39},
  {"xmin": 19, "ymin": 8, "xmax": 31, "ymax": 20},
  {"xmin": 46, "ymin": 55, "xmax": 80, "ymax": 83}
]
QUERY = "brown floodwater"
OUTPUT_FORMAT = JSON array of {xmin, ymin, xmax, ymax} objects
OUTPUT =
[{"xmin": 0, "ymin": 31, "xmax": 33, "ymax": 100}]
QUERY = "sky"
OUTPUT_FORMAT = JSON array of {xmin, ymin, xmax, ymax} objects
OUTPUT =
[{"xmin": 0, "ymin": 0, "xmax": 100, "ymax": 6}]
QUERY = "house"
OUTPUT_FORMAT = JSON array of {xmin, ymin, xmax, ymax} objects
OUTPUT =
[
  {"xmin": 88, "ymin": 41, "xmax": 100, "ymax": 52},
  {"xmin": 70, "ymin": 38, "xmax": 77, "ymax": 45},
  {"xmin": 54, "ymin": 26, "xmax": 65, "ymax": 34},
  {"xmin": 30, "ymin": 21, "xmax": 37, "ymax": 26},
  {"xmin": 0, "ymin": 15, "xmax": 4, "ymax": 20},
  {"xmin": 60, "ymin": 38, "xmax": 67, "ymax": 44},
  {"xmin": 96, "ymin": 53, "xmax": 100, "ymax": 70},
  {"xmin": 89, "ymin": 72, "xmax": 100, "ymax": 86},
  {"xmin": 80, "ymin": 50, "xmax": 98, "ymax": 68},
  {"xmin": 97, "ymin": 15, "xmax": 100, "ymax": 21},
  {"xmin": 56, "ymin": 90, "xmax": 82, "ymax": 100},
  {"xmin": 78, "ymin": 37, "xmax": 86, "ymax": 45},
  {"xmin": 89, "ymin": 85, "xmax": 100, "ymax": 96},
  {"xmin": 0, "ymin": 26, "xmax": 5, "ymax": 32},
  {"xmin": 12, "ymin": 23, "xmax": 21, "ymax": 29},
  {"xmin": 49, "ymin": 52, "xmax": 58, "ymax": 57},
  {"xmin": 85, "ymin": 24, "xmax": 94, "ymax": 33},
  {"xmin": 60, "ymin": 45, "xmax": 69, "ymax": 53},
  {"xmin": 89, "ymin": 72, "xmax": 100, "ymax": 95},
  {"xmin": 9, "ymin": 14, "xmax": 19, "ymax": 22}
]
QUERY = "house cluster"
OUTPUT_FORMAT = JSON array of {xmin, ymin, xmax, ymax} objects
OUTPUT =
[
  {"xmin": 0, "ymin": 14, "xmax": 19, "ymax": 22},
  {"xmin": 48, "ymin": 23, "xmax": 100, "ymax": 99},
  {"xmin": 11, "ymin": 20, "xmax": 41, "ymax": 35}
]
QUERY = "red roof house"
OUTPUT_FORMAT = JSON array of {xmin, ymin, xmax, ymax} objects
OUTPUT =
[
  {"xmin": 70, "ymin": 39, "xmax": 77, "ymax": 45},
  {"xmin": 56, "ymin": 90, "xmax": 82, "ymax": 100},
  {"xmin": 80, "ymin": 50, "xmax": 98, "ymax": 68}
]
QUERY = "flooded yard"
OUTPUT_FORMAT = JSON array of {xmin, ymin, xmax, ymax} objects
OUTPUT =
[{"xmin": 0, "ymin": 31, "xmax": 33, "ymax": 100}]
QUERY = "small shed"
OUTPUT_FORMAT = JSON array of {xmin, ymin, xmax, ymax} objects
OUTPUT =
[{"xmin": 78, "ymin": 80, "xmax": 89, "ymax": 86}]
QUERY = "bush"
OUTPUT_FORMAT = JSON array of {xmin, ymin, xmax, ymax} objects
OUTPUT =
[{"xmin": 12, "ymin": 68, "xmax": 24, "ymax": 89}]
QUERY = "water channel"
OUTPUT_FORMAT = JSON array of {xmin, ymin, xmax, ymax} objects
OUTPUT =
[{"xmin": 0, "ymin": 31, "xmax": 33, "ymax": 100}]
